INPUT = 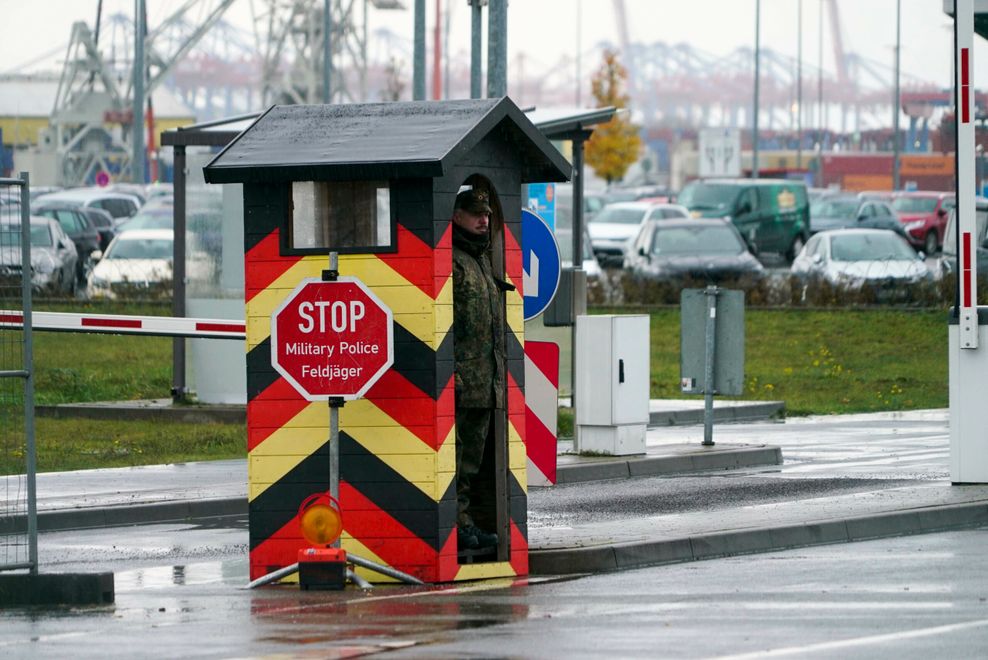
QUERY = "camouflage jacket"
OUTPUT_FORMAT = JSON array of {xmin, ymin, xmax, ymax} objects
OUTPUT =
[{"xmin": 452, "ymin": 225, "xmax": 506, "ymax": 409}]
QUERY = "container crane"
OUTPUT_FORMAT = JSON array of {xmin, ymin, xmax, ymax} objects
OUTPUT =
[{"xmin": 45, "ymin": 0, "xmax": 236, "ymax": 186}]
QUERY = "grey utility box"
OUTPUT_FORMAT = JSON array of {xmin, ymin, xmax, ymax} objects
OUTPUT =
[
  {"xmin": 575, "ymin": 314, "xmax": 650, "ymax": 455},
  {"xmin": 680, "ymin": 288, "xmax": 745, "ymax": 396},
  {"xmin": 543, "ymin": 267, "xmax": 587, "ymax": 326}
]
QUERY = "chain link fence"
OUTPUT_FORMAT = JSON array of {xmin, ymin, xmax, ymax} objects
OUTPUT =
[{"xmin": 0, "ymin": 173, "xmax": 37, "ymax": 574}]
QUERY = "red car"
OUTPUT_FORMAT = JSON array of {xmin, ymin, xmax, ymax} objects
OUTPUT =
[{"xmin": 891, "ymin": 191, "xmax": 955, "ymax": 255}]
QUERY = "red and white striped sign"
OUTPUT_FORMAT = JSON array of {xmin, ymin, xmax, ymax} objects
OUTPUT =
[
  {"xmin": 0, "ymin": 310, "xmax": 246, "ymax": 340},
  {"xmin": 525, "ymin": 340, "xmax": 559, "ymax": 487}
]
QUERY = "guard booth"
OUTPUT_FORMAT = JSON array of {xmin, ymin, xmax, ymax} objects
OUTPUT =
[{"xmin": 203, "ymin": 98, "xmax": 570, "ymax": 582}]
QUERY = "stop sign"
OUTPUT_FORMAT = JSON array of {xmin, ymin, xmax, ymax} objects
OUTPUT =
[{"xmin": 271, "ymin": 277, "xmax": 394, "ymax": 401}]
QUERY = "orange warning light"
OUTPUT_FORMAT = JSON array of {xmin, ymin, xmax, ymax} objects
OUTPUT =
[{"xmin": 298, "ymin": 493, "xmax": 343, "ymax": 546}]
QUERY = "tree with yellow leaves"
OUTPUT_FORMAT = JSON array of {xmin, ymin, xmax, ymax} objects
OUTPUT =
[{"xmin": 585, "ymin": 50, "xmax": 642, "ymax": 185}]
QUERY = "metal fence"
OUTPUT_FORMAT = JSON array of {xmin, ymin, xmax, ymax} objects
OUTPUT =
[{"xmin": 0, "ymin": 173, "xmax": 37, "ymax": 574}]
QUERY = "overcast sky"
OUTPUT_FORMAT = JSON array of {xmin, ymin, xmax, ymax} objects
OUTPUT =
[{"xmin": 0, "ymin": 0, "xmax": 980, "ymax": 93}]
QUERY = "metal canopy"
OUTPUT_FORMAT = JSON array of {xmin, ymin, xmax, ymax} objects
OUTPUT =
[
  {"xmin": 527, "ymin": 106, "xmax": 617, "ymax": 140},
  {"xmin": 943, "ymin": 0, "xmax": 988, "ymax": 38},
  {"xmin": 202, "ymin": 97, "xmax": 571, "ymax": 185},
  {"xmin": 160, "ymin": 112, "xmax": 261, "ymax": 148}
]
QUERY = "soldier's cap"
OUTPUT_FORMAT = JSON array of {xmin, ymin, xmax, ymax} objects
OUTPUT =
[{"xmin": 454, "ymin": 186, "xmax": 492, "ymax": 216}]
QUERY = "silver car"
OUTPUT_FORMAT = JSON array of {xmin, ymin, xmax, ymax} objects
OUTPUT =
[
  {"xmin": 0, "ymin": 217, "xmax": 79, "ymax": 295},
  {"xmin": 791, "ymin": 228, "xmax": 931, "ymax": 300}
]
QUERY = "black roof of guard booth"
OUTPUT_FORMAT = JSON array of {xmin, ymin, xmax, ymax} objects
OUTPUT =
[{"xmin": 201, "ymin": 97, "xmax": 572, "ymax": 185}]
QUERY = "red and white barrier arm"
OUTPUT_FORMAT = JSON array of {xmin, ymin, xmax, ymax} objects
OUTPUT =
[{"xmin": 0, "ymin": 310, "xmax": 246, "ymax": 340}]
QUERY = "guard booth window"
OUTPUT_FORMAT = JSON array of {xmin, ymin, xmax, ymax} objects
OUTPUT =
[{"xmin": 289, "ymin": 181, "xmax": 393, "ymax": 252}]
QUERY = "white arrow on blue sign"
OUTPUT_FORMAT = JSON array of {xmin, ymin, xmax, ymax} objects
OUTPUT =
[{"xmin": 522, "ymin": 208, "xmax": 561, "ymax": 321}]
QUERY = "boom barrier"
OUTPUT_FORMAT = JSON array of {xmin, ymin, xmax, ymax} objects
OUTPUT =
[{"xmin": 0, "ymin": 311, "xmax": 246, "ymax": 340}]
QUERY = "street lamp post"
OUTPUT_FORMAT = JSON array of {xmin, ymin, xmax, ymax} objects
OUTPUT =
[
  {"xmin": 797, "ymin": 0, "xmax": 803, "ymax": 172},
  {"xmin": 892, "ymin": 0, "xmax": 902, "ymax": 191},
  {"xmin": 323, "ymin": 0, "xmax": 332, "ymax": 103},
  {"xmin": 413, "ymin": 0, "xmax": 425, "ymax": 100},
  {"xmin": 752, "ymin": 0, "xmax": 761, "ymax": 179},
  {"xmin": 487, "ymin": 0, "xmax": 506, "ymax": 97},
  {"xmin": 132, "ymin": 0, "xmax": 146, "ymax": 184},
  {"xmin": 817, "ymin": 0, "xmax": 824, "ymax": 187},
  {"xmin": 470, "ymin": 0, "xmax": 483, "ymax": 99}
]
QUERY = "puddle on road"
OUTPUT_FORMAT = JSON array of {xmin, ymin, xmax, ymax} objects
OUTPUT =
[{"xmin": 115, "ymin": 557, "xmax": 248, "ymax": 590}]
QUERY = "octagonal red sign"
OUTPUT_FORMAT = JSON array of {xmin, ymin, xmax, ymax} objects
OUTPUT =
[{"xmin": 271, "ymin": 277, "xmax": 394, "ymax": 401}]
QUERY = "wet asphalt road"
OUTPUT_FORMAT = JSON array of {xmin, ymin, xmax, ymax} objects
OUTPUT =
[
  {"xmin": 2, "ymin": 410, "xmax": 963, "ymax": 658},
  {"xmin": 528, "ymin": 476, "xmax": 918, "ymax": 528},
  {"xmin": 6, "ymin": 525, "xmax": 987, "ymax": 659},
  {"xmin": 530, "ymin": 410, "xmax": 949, "ymax": 531},
  {"xmin": 387, "ymin": 528, "xmax": 988, "ymax": 660}
]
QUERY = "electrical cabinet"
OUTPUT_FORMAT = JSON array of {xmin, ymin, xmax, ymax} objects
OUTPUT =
[{"xmin": 575, "ymin": 314, "xmax": 649, "ymax": 455}]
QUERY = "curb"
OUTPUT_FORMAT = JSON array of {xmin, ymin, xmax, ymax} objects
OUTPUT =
[
  {"xmin": 37, "ymin": 400, "xmax": 783, "ymax": 428},
  {"xmin": 36, "ymin": 403, "xmax": 246, "ymax": 424},
  {"xmin": 554, "ymin": 445, "xmax": 783, "ymax": 484},
  {"xmin": 19, "ymin": 447, "xmax": 782, "ymax": 533},
  {"xmin": 2, "ymin": 498, "xmax": 248, "ymax": 535},
  {"xmin": 528, "ymin": 501, "xmax": 988, "ymax": 575},
  {"xmin": 650, "ymin": 402, "xmax": 784, "ymax": 427}
]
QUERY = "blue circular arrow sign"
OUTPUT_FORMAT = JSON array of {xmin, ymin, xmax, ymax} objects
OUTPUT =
[{"xmin": 522, "ymin": 208, "xmax": 562, "ymax": 321}]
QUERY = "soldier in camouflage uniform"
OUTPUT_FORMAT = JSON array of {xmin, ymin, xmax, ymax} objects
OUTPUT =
[{"xmin": 451, "ymin": 186, "xmax": 506, "ymax": 551}]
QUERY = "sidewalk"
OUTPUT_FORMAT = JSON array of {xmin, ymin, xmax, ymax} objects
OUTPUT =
[
  {"xmin": 20, "ymin": 398, "xmax": 782, "ymax": 533},
  {"xmin": 12, "ymin": 405, "xmax": 988, "ymax": 579}
]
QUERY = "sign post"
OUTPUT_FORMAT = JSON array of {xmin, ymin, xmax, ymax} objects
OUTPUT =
[{"xmin": 680, "ymin": 287, "xmax": 745, "ymax": 446}]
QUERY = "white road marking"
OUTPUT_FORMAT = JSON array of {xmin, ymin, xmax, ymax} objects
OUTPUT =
[{"xmin": 711, "ymin": 617, "xmax": 988, "ymax": 659}]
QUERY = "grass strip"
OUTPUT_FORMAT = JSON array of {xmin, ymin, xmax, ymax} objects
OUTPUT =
[
  {"xmin": 638, "ymin": 306, "xmax": 948, "ymax": 416},
  {"xmin": 1, "ymin": 416, "xmax": 245, "ymax": 474}
]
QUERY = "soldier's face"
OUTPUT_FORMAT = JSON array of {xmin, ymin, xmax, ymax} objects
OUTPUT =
[{"xmin": 454, "ymin": 209, "xmax": 490, "ymax": 235}]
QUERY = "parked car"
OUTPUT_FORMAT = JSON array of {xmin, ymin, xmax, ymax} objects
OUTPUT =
[
  {"xmin": 0, "ymin": 193, "xmax": 22, "ymax": 216},
  {"xmin": 938, "ymin": 197, "xmax": 988, "ymax": 279},
  {"xmin": 88, "ymin": 229, "xmax": 211, "ymax": 299},
  {"xmin": 0, "ymin": 217, "xmax": 78, "ymax": 295},
  {"xmin": 140, "ymin": 196, "xmax": 174, "ymax": 212},
  {"xmin": 677, "ymin": 178, "xmax": 810, "ymax": 261},
  {"xmin": 791, "ymin": 228, "xmax": 932, "ymax": 298},
  {"xmin": 33, "ymin": 187, "xmax": 141, "ymax": 222},
  {"xmin": 807, "ymin": 187, "xmax": 838, "ymax": 203},
  {"xmin": 891, "ymin": 191, "xmax": 955, "ymax": 255},
  {"xmin": 586, "ymin": 201, "xmax": 689, "ymax": 266},
  {"xmin": 606, "ymin": 185, "xmax": 676, "ymax": 204},
  {"xmin": 108, "ymin": 183, "xmax": 147, "ymax": 205},
  {"xmin": 809, "ymin": 195, "xmax": 909, "ymax": 241},
  {"xmin": 76, "ymin": 206, "xmax": 116, "ymax": 251},
  {"xmin": 625, "ymin": 217, "xmax": 764, "ymax": 283},
  {"xmin": 144, "ymin": 182, "xmax": 174, "ymax": 201},
  {"xmin": 115, "ymin": 207, "xmax": 173, "ymax": 232},
  {"xmin": 554, "ymin": 183, "xmax": 607, "ymax": 223},
  {"xmin": 27, "ymin": 186, "xmax": 63, "ymax": 202},
  {"xmin": 857, "ymin": 190, "xmax": 896, "ymax": 203},
  {"xmin": 554, "ymin": 188, "xmax": 609, "ymax": 298},
  {"xmin": 88, "ymin": 229, "xmax": 176, "ymax": 299},
  {"xmin": 31, "ymin": 203, "xmax": 102, "ymax": 282}
]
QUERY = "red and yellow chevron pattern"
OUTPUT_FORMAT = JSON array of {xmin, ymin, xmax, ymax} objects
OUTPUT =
[{"xmin": 245, "ymin": 218, "xmax": 529, "ymax": 583}]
